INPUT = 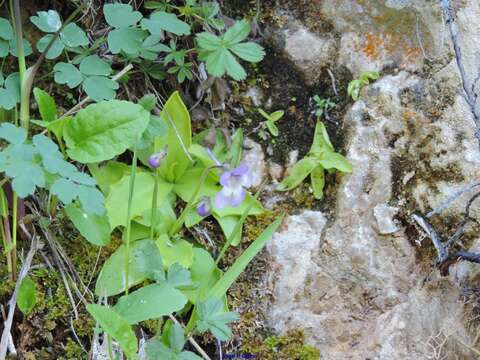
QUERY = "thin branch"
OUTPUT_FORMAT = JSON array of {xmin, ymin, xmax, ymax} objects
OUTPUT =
[
  {"xmin": 426, "ymin": 182, "xmax": 480, "ymax": 218},
  {"xmin": 0, "ymin": 235, "xmax": 38, "ymax": 360},
  {"xmin": 412, "ymin": 213, "xmax": 447, "ymax": 262}
]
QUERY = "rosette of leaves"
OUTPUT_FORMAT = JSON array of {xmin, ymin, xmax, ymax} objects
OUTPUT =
[
  {"xmin": 0, "ymin": 123, "xmax": 105, "ymax": 214},
  {"xmin": 103, "ymin": 3, "xmax": 190, "ymax": 60},
  {"xmin": 196, "ymin": 20, "xmax": 265, "ymax": 80},
  {"xmin": 161, "ymin": 40, "xmax": 193, "ymax": 83},
  {"xmin": 53, "ymin": 55, "xmax": 119, "ymax": 101},
  {"xmin": 30, "ymin": 10, "xmax": 89, "ymax": 59},
  {"xmin": 178, "ymin": 0, "xmax": 224, "ymax": 30},
  {"xmin": 278, "ymin": 121, "xmax": 353, "ymax": 199},
  {"xmin": 0, "ymin": 17, "xmax": 32, "ymax": 58}
]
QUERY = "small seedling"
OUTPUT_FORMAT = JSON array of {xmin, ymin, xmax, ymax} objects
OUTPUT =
[
  {"xmin": 258, "ymin": 108, "xmax": 284, "ymax": 137},
  {"xmin": 347, "ymin": 70, "xmax": 380, "ymax": 100},
  {"xmin": 312, "ymin": 95, "xmax": 335, "ymax": 118}
]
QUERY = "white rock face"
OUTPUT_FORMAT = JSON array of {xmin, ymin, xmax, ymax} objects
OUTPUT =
[{"xmin": 265, "ymin": 1, "xmax": 480, "ymax": 355}]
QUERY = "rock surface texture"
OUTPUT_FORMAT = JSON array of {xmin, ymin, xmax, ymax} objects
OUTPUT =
[{"xmin": 265, "ymin": 1, "xmax": 480, "ymax": 359}]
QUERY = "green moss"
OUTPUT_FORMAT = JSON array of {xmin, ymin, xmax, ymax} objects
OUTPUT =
[
  {"xmin": 242, "ymin": 330, "xmax": 320, "ymax": 360},
  {"xmin": 58, "ymin": 339, "xmax": 87, "ymax": 360}
]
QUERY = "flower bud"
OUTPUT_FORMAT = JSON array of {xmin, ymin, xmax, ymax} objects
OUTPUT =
[
  {"xmin": 197, "ymin": 196, "xmax": 212, "ymax": 217},
  {"xmin": 148, "ymin": 147, "xmax": 168, "ymax": 169}
]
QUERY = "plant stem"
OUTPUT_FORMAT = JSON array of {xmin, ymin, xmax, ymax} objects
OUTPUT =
[
  {"xmin": 149, "ymin": 169, "xmax": 159, "ymax": 240},
  {"xmin": 10, "ymin": 194, "xmax": 17, "ymax": 280},
  {"xmin": 124, "ymin": 139, "xmax": 138, "ymax": 296},
  {"xmin": 12, "ymin": 0, "xmax": 28, "ymax": 130},
  {"xmin": 169, "ymin": 165, "xmax": 221, "ymax": 236}
]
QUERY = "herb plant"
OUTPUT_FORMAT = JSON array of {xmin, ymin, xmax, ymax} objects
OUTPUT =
[
  {"xmin": 258, "ymin": 108, "xmax": 284, "ymax": 137},
  {"xmin": 312, "ymin": 95, "xmax": 335, "ymax": 118}
]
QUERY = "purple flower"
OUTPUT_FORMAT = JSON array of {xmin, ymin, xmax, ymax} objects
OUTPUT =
[
  {"xmin": 197, "ymin": 196, "xmax": 212, "ymax": 217},
  {"xmin": 215, "ymin": 163, "xmax": 252, "ymax": 209},
  {"xmin": 148, "ymin": 148, "xmax": 167, "ymax": 168}
]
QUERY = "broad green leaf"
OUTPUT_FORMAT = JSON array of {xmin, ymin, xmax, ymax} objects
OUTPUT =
[
  {"xmin": 277, "ymin": 157, "xmax": 319, "ymax": 191},
  {"xmin": 270, "ymin": 110, "xmax": 285, "ymax": 122},
  {"xmin": 0, "ymin": 123, "xmax": 26, "ymax": 144},
  {"xmin": 104, "ymin": 3, "xmax": 142, "ymax": 28},
  {"xmin": 82, "ymin": 76, "xmax": 119, "ymax": 101},
  {"xmin": 30, "ymin": 10, "xmax": 62, "ymax": 33},
  {"xmin": 223, "ymin": 20, "xmax": 250, "ymax": 45},
  {"xmin": 318, "ymin": 152, "xmax": 352, "ymax": 173},
  {"xmin": 6, "ymin": 161, "xmax": 45, "ymax": 198},
  {"xmin": 265, "ymin": 121, "xmax": 279, "ymax": 137},
  {"xmin": 167, "ymin": 263, "xmax": 195, "ymax": 290},
  {"xmin": 138, "ymin": 94, "xmax": 156, "ymax": 111},
  {"xmin": 147, "ymin": 326, "xmax": 202, "ymax": 360},
  {"xmin": 196, "ymin": 298, "xmax": 239, "ymax": 341},
  {"xmin": 76, "ymin": 185, "xmax": 106, "ymax": 215},
  {"xmin": 136, "ymin": 200, "xmax": 176, "ymax": 235},
  {"xmin": 106, "ymin": 172, "xmax": 173, "ymax": 229},
  {"xmin": 230, "ymin": 42, "xmax": 265, "ymax": 62},
  {"xmin": 0, "ymin": 18, "xmax": 13, "ymax": 40},
  {"xmin": 141, "ymin": 11, "xmax": 191, "ymax": 36},
  {"xmin": 311, "ymin": 166, "xmax": 325, "ymax": 200},
  {"xmin": 196, "ymin": 32, "xmax": 222, "ymax": 51},
  {"xmin": 17, "ymin": 276, "xmax": 37, "ymax": 315},
  {"xmin": 53, "ymin": 62, "xmax": 83, "ymax": 88},
  {"xmin": 309, "ymin": 121, "xmax": 334, "ymax": 154},
  {"xmin": 133, "ymin": 239, "xmax": 164, "ymax": 282},
  {"xmin": 33, "ymin": 88, "xmax": 57, "ymax": 122},
  {"xmin": 215, "ymin": 214, "xmax": 242, "ymax": 247},
  {"xmin": 0, "ymin": 88, "xmax": 16, "ymax": 109},
  {"xmin": 65, "ymin": 203, "xmax": 111, "ymax": 246},
  {"xmin": 108, "ymin": 28, "xmax": 147, "ymax": 55},
  {"xmin": 9, "ymin": 38, "xmax": 33, "ymax": 57},
  {"xmin": 156, "ymin": 234, "xmax": 193, "ymax": 269},
  {"xmin": 224, "ymin": 48, "xmax": 246, "ymax": 80},
  {"xmin": 86, "ymin": 304, "xmax": 138, "ymax": 360},
  {"xmin": 63, "ymin": 100, "xmax": 150, "ymax": 163},
  {"xmin": 114, "ymin": 282, "xmax": 187, "ymax": 324},
  {"xmin": 79, "ymin": 55, "xmax": 112, "ymax": 76},
  {"xmin": 157, "ymin": 91, "xmax": 192, "ymax": 182},
  {"xmin": 60, "ymin": 23, "xmax": 89, "ymax": 47},
  {"xmin": 36, "ymin": 34, "xmax": 64, "ymax": 59},
  {"xmin": 209, "ymin": 217, "xmax": 283, "ymax": 298},
  {"xmin": 0, "ymin": 39, "xmax": 9, "ymax": 57},
  {"xmin": 88, "ymin": 161, "xmax": 130, "ymax": 195},
  {"xmin": 95, "ymin": 239, "xmax": 153, "ymax": 296},
  {"xmin": 182, "ymin": 248, "xmax": 220, "ymax": 303},
  {"xmin": 4, "ymin": 73, "xmax": 20, "ymax": 103},
  {"xmin": 50, "ymin": 178, "xmax": 77, "ymax": 203}
]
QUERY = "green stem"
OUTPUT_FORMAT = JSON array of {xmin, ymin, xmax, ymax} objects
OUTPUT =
[
  {"xmin": 12, "ymin": 0, "xmax": 28, "ymax": 130},
  {"xmin": 124, "ymin": 140, "xmax": 138, "ymax": 296},
  {"xmin": 107, "ymin": 334, "xmax": 114, "ymax": 360},
  {"xmin": 149, "ymin": 169, "xmax": 159, "ymax": 240},
  {"xmin": 169, "ymin": 165, "xmax": 221, "ymax": 236}
]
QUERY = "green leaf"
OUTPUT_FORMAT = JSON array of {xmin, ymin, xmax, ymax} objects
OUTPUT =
[
  {"xmin": 65, "ymin": 203, "xmax": 111, "ymax": 246},
  {"xmin": 167, "ymin": 263, "xmax": 195, "ymax": 290},
  {"xmin": 318, "ymin": 152, "xmax": 352, "ymax": 173},
  {"xmin": 209, "ymin": 217, "xmax": 283, "ymax": 298},
  {"xmin": 223, "ymin": 20, "xmax": 250, "ymax": 44},
  {"xmin": 53, "ymin": 62, "xmax": 83, "ymax": 88},
  {"xmin": 82, "ymin": 76, "xmax": 119, "ymax": 101},
  {"xmin": 60, "ymin": 23, "xmax": 89, "ymax": 47},
  {"xmin": 139, "ymin": 94, "xmax": 156, "ymax": 111},
  {"xmin": 114, "ymin": 282, "xmax": 187, "ymax": 324},
  {"xmin": 63, "ymin": 100, "xmax": 150, "ymax": 163},
  {"xmin": 182, "ymin": 248, "xmax": 220, "ymax": 304},
  {"xmin": 88, "ymin": 161, "xmax": 130, "ymax": 195},
  {"xmin": 30, "ymin": 10, "xmax": 62, "ymax": 33},
  {"xmin": 17, "ymin": 277, "xmax": 37, "ymax": 315},
  {"xmin": 196, "ymin": 298, "xmax": 239, "ymax": 341},
  {"xmin": 277, "ymin": 157, "xmax": 318, "ymax": 191},
  {"xmin": 0, "ymin": 18, "xmax": 13, "ymax": 40},
  {"xmin": 79, "ymin": 55, "xmax": 112, "ymax": 76},
  {"xmin": 0, "ymin": 88, "xmax": 16, "ymax": 109},
  {"xmin": 36, "ymin": 34, "xmax": 64, "ymax": 59},
  {"xmin": 230, "ymin": 42, "xmax": 265, "ymax": 62},
  {"xmin": 310, "ymin": 166, "xmax": 325, "ymax": 200},
  {"xmin": 50, "ymin": 178, "xmax": 77, "ymax": 203},
  {"xmin": 141, "ymin": 11, "xmax": 191, "ymax": 36},
  {"xmin": 76, "ymin": 185, "xmax": 107, "ymax": 215},
  {"xmin": 157, "ymin": 91, "xmax": 192, "ymax": 182},
  {"xmin": 9, "ymin": 38, "xmax": 32, "ymax": 57},
  {"xmin": 103, "ymin": 3, "xmax": 142, "ymax": 28},
  {"xmin": 133, "ymin": 239, "xmax": 164, "ymax": 282},
  {"xmin": 95, "ymin": 239, "xmax": 153, "ymax": 296},
  {"xmin": 106, "ymin": 172, "xmax": 173, "ymax": 229},
  {"xmin": 33, "ymin": 88, "xmax": 57, "ymax": 122},
  {"xmin": 309, "ymin": 121, "xmax": 334, "ymax": 154},
  {"xmin": 86, "ymin": 304, "xmax": 138, "ymax": 360},
  {"xmin": 6, "ymin": 161, "xmax": 45, "ymax": 198},
  {"xmin": 215, "ymin": 214, "xmax": 242, "ymax": 247},
  {"xmin": 0, "ymin": 123, "xmax": 26, "ymax": 144},
  {"xmin": 265, "ymin": 120, "xmax": 279, "ymax": 137},
  {"xmin": 156, "ymin": 234, "xmax": 194, "ymax": 269},
  {"xmin": 108, "ymin": 28, "xmax": 147, "ymax": 55},
  {"xmin": 4, "ymin": 73, "xmax": 20, "ymax": 103},
  {"xmin": 0, "ymin": 39, "xmax": 9, "ymax": 57}
]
